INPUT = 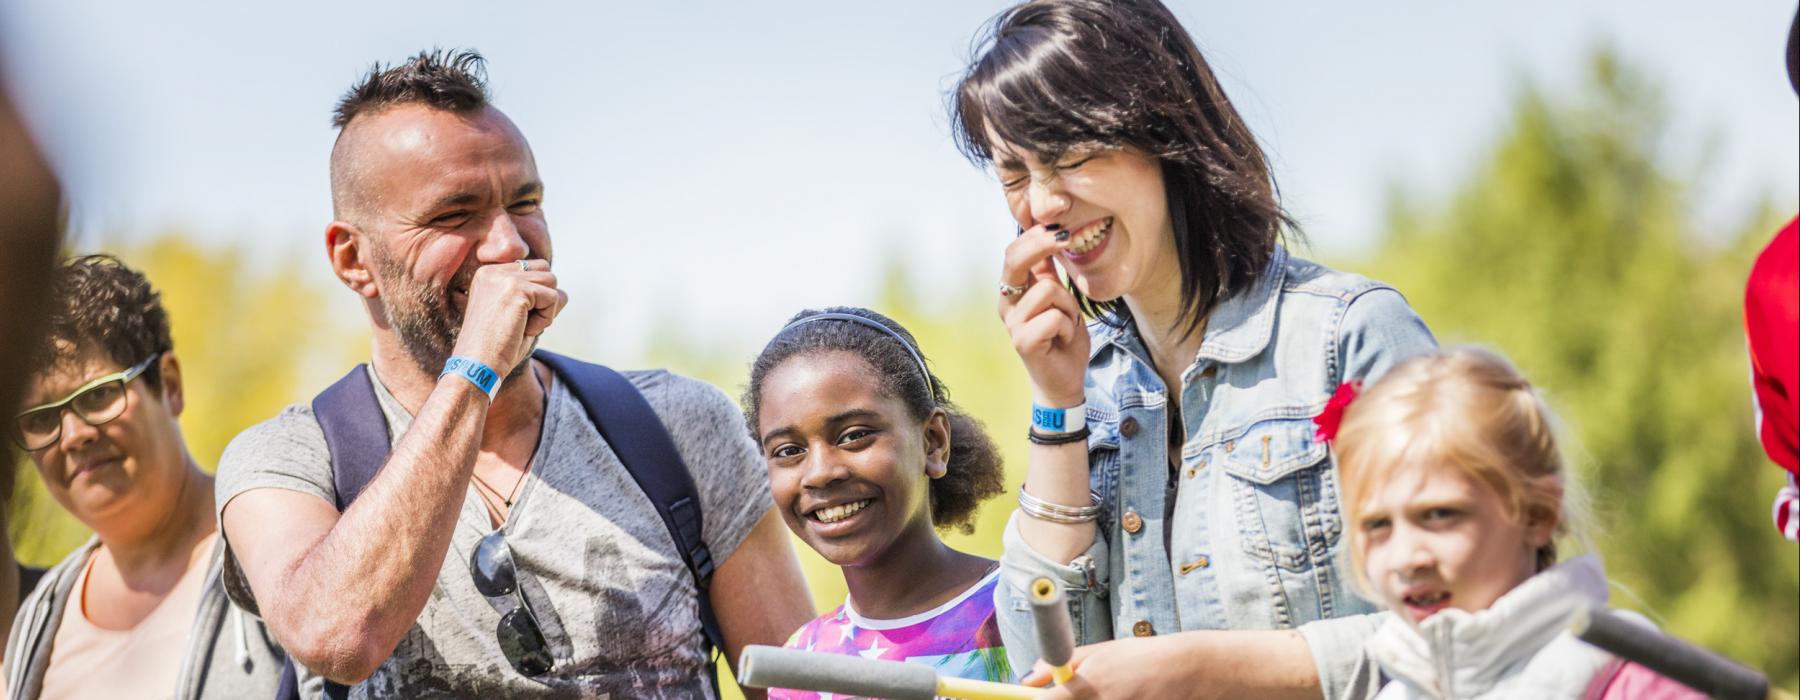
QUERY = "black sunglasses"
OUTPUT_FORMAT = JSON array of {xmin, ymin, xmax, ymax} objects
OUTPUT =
[{"xmin": 471, "ymin": 529, "xmax": 554, "ymax": 676}]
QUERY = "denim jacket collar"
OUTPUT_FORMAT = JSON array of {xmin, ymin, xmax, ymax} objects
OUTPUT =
[{"xmin": 1089, "ymin": 245, "xmax": 1289, "ymax": 366}]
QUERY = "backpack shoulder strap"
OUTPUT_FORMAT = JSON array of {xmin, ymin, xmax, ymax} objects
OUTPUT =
[
  {"xmin": 532, "ymin": 351, "xmax": 724, "ymax": 658},
  {"xmin": 311, "ymin": 364, "xmax": 393, "ymax": 511},
  {"xmin": 291, "ymin": 365, "xmax": 391, "ymax": 700}
]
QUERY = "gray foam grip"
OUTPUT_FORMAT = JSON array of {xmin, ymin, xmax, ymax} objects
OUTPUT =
[
  {"xmin": 1573, "ymin": 605, "xmax": 1769, "ymax": 700},
  {"xmin": 738, "ymin": 645, "xmax": 939, "ymax": 700},
  {"xmin": 1030, "ymin": 582, "xmax": 1075, "ymax": 667}
]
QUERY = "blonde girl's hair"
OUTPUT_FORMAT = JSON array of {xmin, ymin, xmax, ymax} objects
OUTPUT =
[{"xmin": 1335, "ymin": 347, "xmax": 1592, "ymax": 586}]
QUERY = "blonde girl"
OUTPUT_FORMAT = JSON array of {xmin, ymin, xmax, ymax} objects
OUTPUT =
[{"xmin": 1331, "ymin": 348, "xmax": 1700, "ymax": 699}]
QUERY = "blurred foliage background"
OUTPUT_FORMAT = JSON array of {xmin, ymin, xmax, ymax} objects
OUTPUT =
[{"xmin": 10, "ymin": 49, "xmax": 1796, "ymax": 693}]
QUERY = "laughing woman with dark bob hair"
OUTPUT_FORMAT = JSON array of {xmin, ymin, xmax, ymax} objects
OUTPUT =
[{"xmin": 952, "ymin": 1, "xmax": 1436, "ymax": 697}]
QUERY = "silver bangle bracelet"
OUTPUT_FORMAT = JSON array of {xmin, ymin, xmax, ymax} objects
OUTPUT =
[{"xmin": 1017, "ymin": 485, "xmax": 1104, "ymax": 524}]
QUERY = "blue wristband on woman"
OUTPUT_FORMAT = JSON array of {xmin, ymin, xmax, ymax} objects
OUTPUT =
[
  {"xmin": 442, "ymin": 356, "xmax": 501, "ymax": 400},
  {"xmin": 1031, "ymin": 402, "xmax": 1086, "ymax": 434}
]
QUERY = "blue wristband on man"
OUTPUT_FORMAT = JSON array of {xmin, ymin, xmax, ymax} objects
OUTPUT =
[{"xmin": 442, "ymin": 355, "xmax": 501, "ymax": 400}]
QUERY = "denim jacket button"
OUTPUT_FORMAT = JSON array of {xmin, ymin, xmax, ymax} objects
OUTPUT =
[
  {"xmin": 1120, "ymin": 417, "xmax": 1139, "ymax": 438},
  {"xmin": 1186, "ymin": 455, "xmax": 1209, "ymax": 479},
  {"xmin": 1132, "ymin": 620, "xmax": 1154, "ymax": 637},
  {"xmin": 1122, "ymin": 510, "xmax": 1143, "ymax": 534}
]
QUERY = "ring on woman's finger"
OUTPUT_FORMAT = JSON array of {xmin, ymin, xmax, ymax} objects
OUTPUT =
[
  {"xmin": 518, "ymin": 259, "xmax": 531, "ymax": 272},
  {"xmin": 1000, "ymin": 280, "xmax": 1031, "ymax": 298}
]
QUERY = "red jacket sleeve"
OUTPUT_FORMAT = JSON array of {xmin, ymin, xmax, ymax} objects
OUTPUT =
[{"xmin": 1746, "ymin": 217, "xmax": 1799, "ymax": 476}]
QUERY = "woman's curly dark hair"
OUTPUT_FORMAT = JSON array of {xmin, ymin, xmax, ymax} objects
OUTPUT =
[
  {"xmin": 745, "ymin": 307, "xmax": 1005, "ymax": 534},
  {"xmin": 30, "ymin": 254, "xmax": 173, "ymax": 391}
]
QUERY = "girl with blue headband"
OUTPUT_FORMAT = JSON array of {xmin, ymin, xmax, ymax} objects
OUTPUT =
[{"xmin": 744, "ymin": 307, "xmax": 1012, "ymax": 694}]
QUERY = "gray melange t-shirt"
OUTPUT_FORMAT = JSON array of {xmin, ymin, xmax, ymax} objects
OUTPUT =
[{"xmin": 214, "ymin": 365, "xmax": 771, "ymax": 699}]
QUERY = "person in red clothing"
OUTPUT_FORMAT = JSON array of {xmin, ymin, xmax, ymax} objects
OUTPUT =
[
  {"xmin": 1748, "ymin": 217, "xmax": 1798, "ymax": 540},
  {"xmin": 1746, "ymin": 8, "xmax": 1800, "ymax": 540}
]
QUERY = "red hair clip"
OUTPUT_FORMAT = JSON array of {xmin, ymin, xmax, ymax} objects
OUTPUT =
[{"xmin": 1313, "ymin": 380, "xmax": 1362, "ymax": 445}]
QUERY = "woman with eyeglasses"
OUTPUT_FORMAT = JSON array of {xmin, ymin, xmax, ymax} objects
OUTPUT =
[
  {"xmin": 951, "ymin": 1, "xmax": 1437, "ymax": 697},
  {"xmin": 2, "ymin": 255, "xmax": 284, "ymax": 699}
]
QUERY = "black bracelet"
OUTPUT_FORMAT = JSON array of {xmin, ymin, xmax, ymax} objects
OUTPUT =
[{"xmin": 1028, "ymin": 426, "xmax": 1091, "ymax": 446}]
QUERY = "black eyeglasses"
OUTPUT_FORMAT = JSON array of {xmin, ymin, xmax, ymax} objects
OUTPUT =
[
  {"xmin": 12, "ymin": 354, "xmax": 159, "ymax": 451},
  {"xmin": 471, "ymin": 529, "xmax": 554, "ymax": 676}
]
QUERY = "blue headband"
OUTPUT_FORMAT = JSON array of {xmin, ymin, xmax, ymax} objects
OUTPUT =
[{"xmin": 777, "ymin": 312, "xmax": 937, "ymax": 399}]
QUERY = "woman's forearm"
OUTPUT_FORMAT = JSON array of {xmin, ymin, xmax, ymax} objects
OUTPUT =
[{"xmin": 1018, "ymin": 440, "xmax": 1100, "ymax": 564}]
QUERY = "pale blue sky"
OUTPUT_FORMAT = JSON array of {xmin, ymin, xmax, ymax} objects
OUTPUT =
[{"xmin": 3, "ymin": 1, "xmax": 1795, "ymax": 360}]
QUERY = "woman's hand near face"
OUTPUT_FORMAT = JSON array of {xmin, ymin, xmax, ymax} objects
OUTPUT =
[
  {"xmin": 1001, "ymin": 224, "xmax": 1100, "ymax": 565},
  {"xmin": 999, "ymin": 225, "xmax": 1089, "ymax": 408}
]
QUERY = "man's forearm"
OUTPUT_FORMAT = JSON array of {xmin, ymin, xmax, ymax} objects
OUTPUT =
[
  {"xmin": 713, "ymin": 510, "xmax": 816, "ymax": 699},
  {"xmin": 274, "ymin": 377, "xmax": 489, "ymax": 678}
]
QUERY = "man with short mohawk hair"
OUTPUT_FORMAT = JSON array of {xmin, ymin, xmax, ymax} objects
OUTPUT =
[{"xmin": 216, "ymin": 48, "xmax": 812, "ymax": 698}]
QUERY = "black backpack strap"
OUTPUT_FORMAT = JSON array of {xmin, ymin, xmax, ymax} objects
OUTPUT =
[
  {"xmin": 533, "ymin": 351, "xmax": 725, "ymax": 665},
  {"xmin": 313, "ymin": 365, "xmax": 393, "ymax": 511},
  {"xmin": 273, "ymin": 660, "xmax": 300, "ymax": 700},
  {"xmin": 276, "ymin": 366, "xmax": 391, "ymax": 699}
]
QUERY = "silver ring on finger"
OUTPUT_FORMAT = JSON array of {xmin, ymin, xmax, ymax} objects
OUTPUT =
[
  {"xmin": 518, "ymin": 259, "xmax": 530, "ymax": 272},
  {"xmin": 999, "ymin": 280, "xmax": 1030, "ymax": 298}
]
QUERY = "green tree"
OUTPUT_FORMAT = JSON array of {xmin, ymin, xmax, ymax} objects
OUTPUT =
[{"xmin": 1355, "ymin": 49, "xmax": 1798, "ymax": 687}]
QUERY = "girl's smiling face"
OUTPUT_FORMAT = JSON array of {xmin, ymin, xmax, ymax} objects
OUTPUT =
[
  {"xmin": 1355, "ymin": 466, "xmax": 1556, "ymax": 624},
  {"xmin": 755, "ymin": 351, "xmax": 949, "ymax": 567}
]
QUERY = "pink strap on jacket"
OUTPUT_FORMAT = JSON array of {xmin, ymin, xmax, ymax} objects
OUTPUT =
[{"xmin": 1583, "ymin": 659, "xmax": 1709, "ymax": 700}]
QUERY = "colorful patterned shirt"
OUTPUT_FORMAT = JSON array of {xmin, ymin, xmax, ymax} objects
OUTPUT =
[{"xmin": 770, "ymin": 569, "xmax": 1012, "ymax": 699}]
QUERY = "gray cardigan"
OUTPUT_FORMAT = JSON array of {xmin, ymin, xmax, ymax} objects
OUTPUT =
[{"xmin": 3, "ymin": 537, "xmax": 286, "ymax": 699}]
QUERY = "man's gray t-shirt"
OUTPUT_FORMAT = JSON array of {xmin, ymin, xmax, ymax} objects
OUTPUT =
[{"xmin": 214, "ymin": 365, "xmax": 772, "ymax": 698}]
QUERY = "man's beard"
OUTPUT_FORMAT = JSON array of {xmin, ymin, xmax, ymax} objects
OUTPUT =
[{"xmin": 373, "ymin": 251, "xmax": 533, "ymax": 381}]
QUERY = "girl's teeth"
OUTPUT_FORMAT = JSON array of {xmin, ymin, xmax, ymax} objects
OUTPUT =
[{"xmin": 814, "ymin": 500, "xmax": 870, "ymax": 524}]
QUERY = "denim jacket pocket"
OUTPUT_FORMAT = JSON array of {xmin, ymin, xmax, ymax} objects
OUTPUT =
[{"xmin": 1218, "ymin": 417, "xmax": 1338, "ymax": 572}]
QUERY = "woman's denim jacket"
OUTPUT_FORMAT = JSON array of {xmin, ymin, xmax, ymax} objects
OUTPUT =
[{"xmin": 995, "ymin": 247, "xmax": 1436, "ymax": 699}]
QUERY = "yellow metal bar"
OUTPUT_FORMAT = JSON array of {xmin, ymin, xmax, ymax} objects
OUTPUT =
[{"xmin": 935, "ymin": 676, "xmax": 1043, "ymax": 699}]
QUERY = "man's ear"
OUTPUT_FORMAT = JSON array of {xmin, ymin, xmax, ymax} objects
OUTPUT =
[
  {"xmin": 327, "ymin": 221, "xmax": 379, "ymax": 298},
  {"xmin": 158, "ymin": 352, "xmax": 185, "ymax": 417},
  {"xmin": 924, "ymin": 409, "xmax": 951, "ymax": 479}
]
